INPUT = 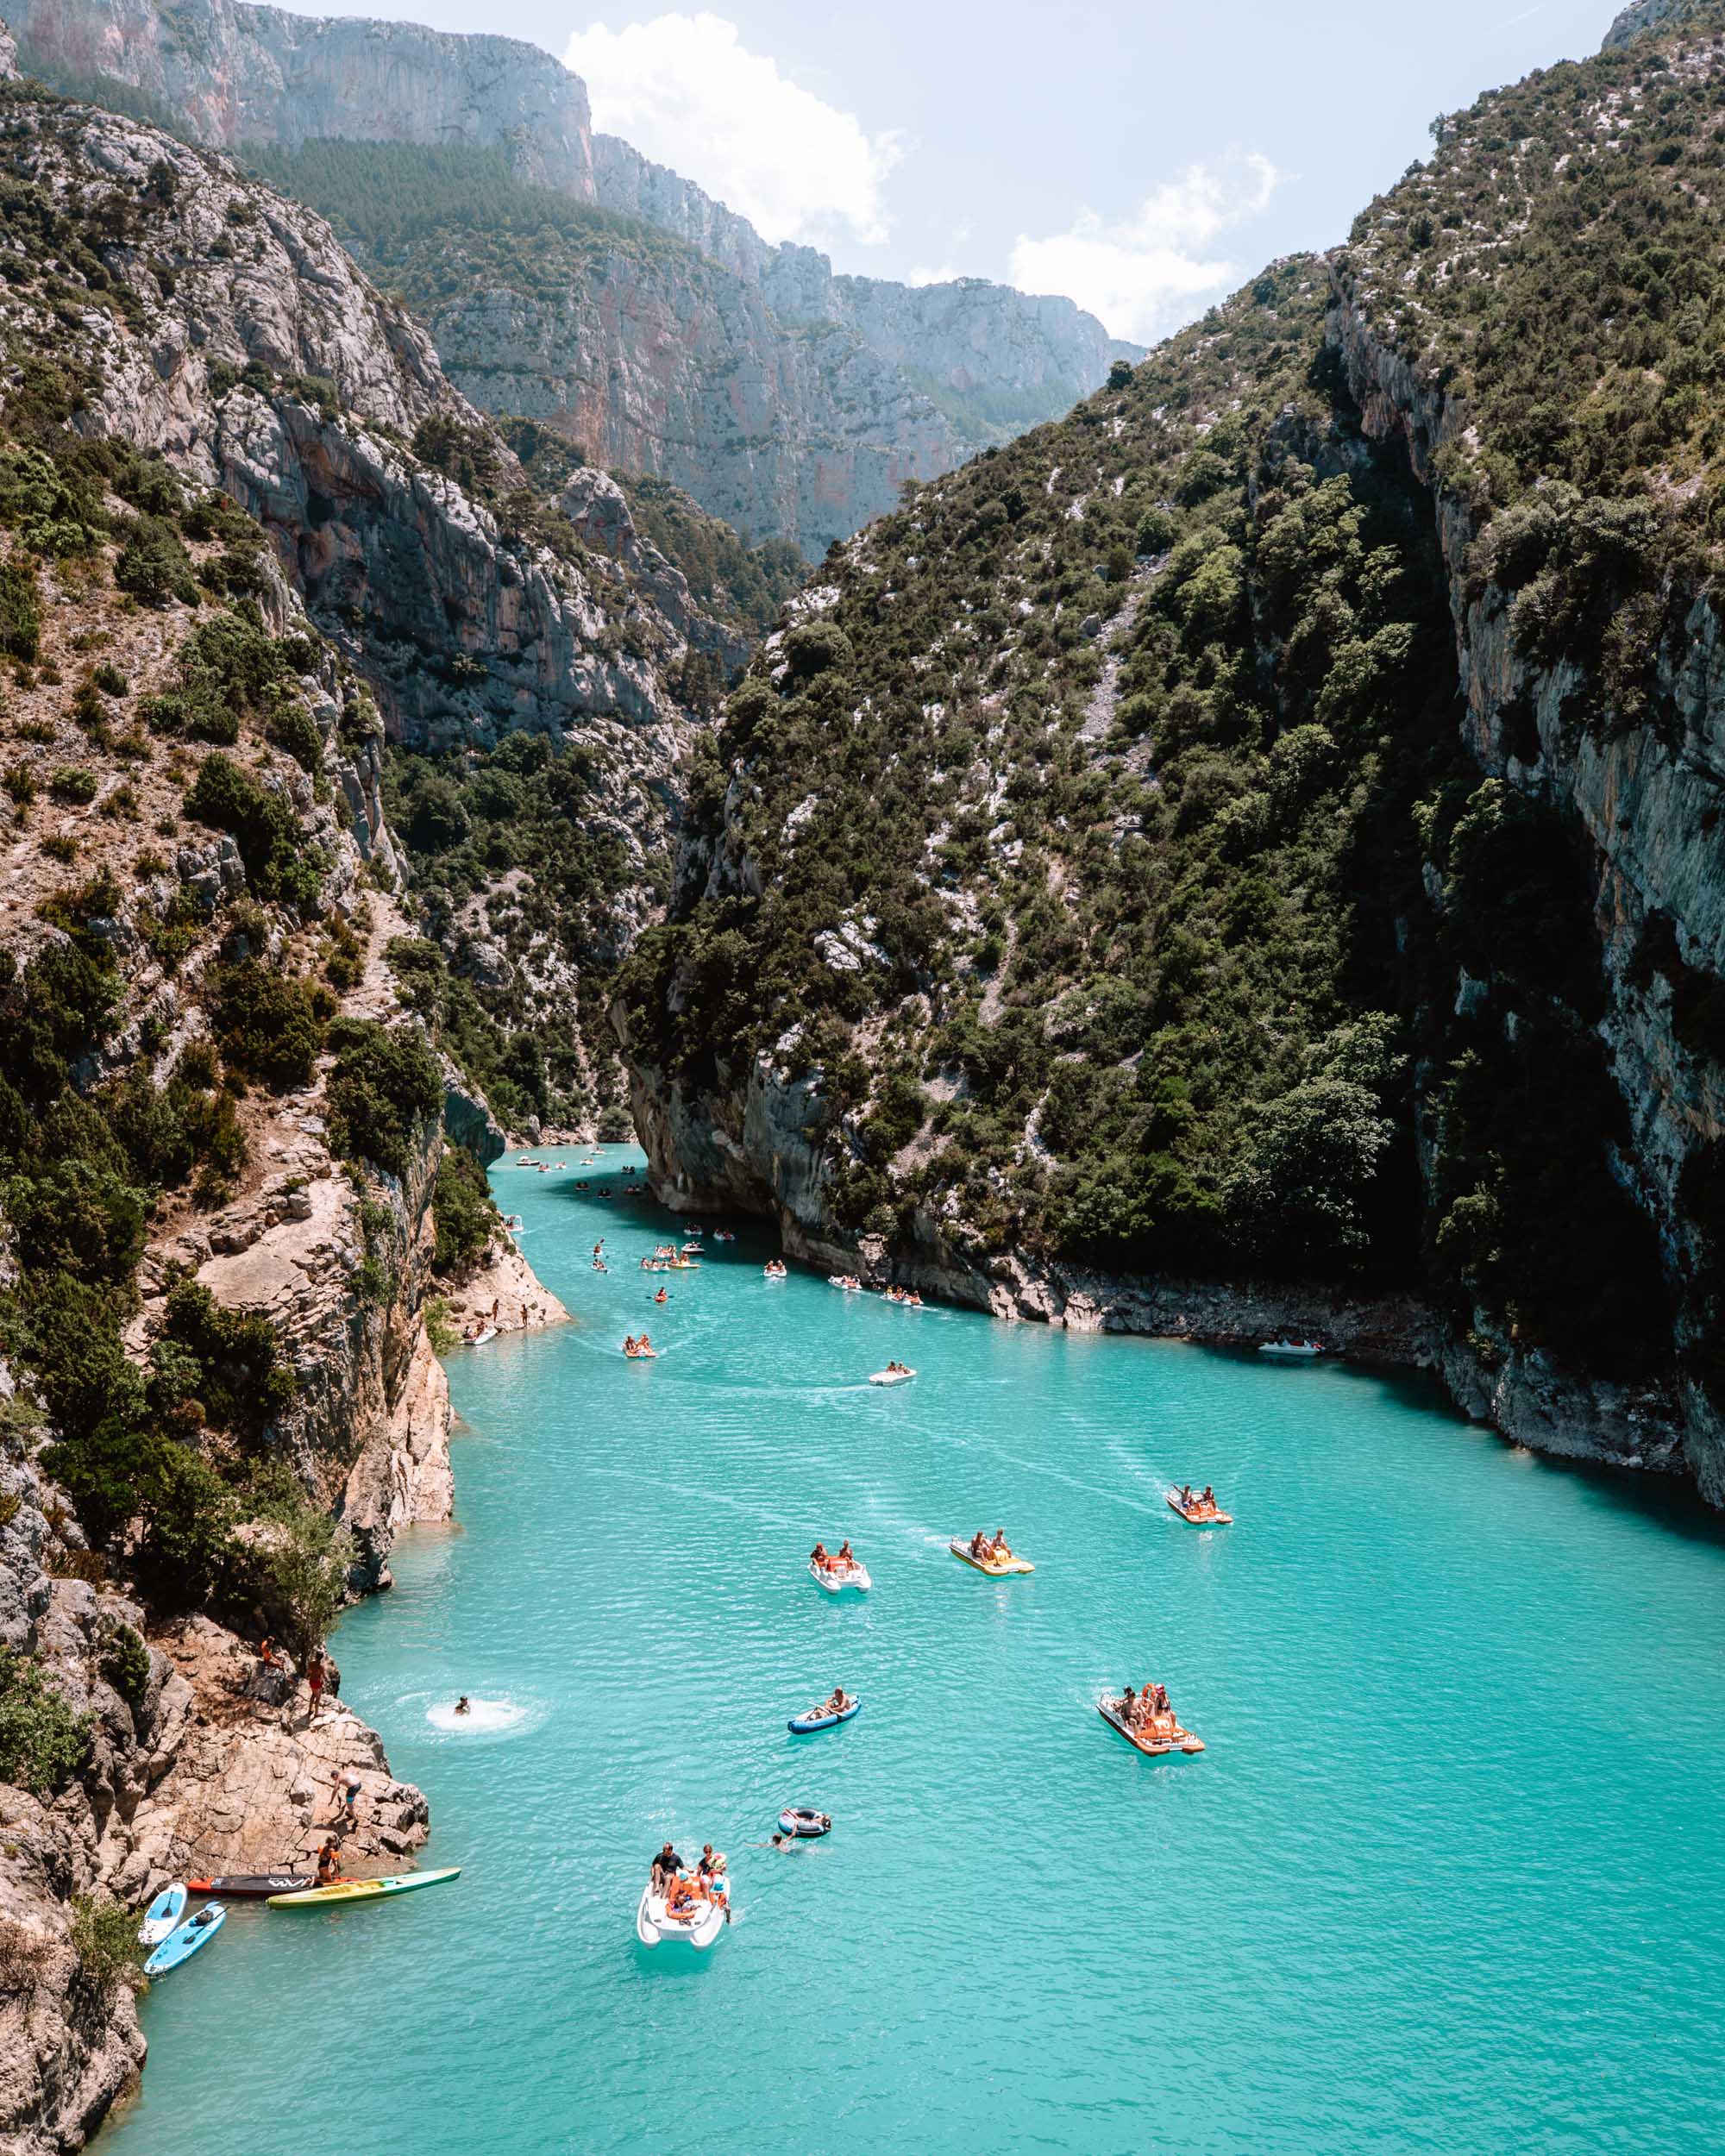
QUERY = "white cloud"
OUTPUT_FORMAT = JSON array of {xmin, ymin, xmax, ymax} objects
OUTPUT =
[
  {"xmin": 565, "ymin": 13, "xmax": 902, "ymax": 248},
  {"xmin": 906, "ymin": 264, "xmax": 963, "ymax": 288},
  {"xmin": 1009, "ymin": 154, "xmax": 1281, "ymax": 343}
]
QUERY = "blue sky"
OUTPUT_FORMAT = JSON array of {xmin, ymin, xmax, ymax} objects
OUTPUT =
[{"xmin": 317, "ymin": 0, "xmax": 1627, "ymax": 339}]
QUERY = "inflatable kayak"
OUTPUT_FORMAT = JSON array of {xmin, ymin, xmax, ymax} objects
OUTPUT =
[
  {"xmin": 1097, "ymin": 1696, "xmax": 1205, "ymax": 1757},
  {"xmin": 809, "ymin": 1559, "xmax": 871, "ymax": 1594},
  {"xmin": 138, "ymin": 1882, "xmax": 186, "ymax": 1947},
  {"xmin": 188, "ymin": 1872, "xmax": 310, "ymax": 1899},
  {"xmin": 636, "ymin": 1880, "xmax": 726, "ymax": 1951},
  {"xmin": 1167, "ymin": 1494, "xmax": 1233, "ymax": 1526},
  {"xmin": 869, "ymin": 1368, "xmax": 916, "ymax": 1386},
  {"xmin": 949, "ymin": 1541, "xmax": 1034, "ymax": 1575},
  {"xmin": 143, "ymin": 1902, "xmax": 225, "ymax": 1975},
  {"xmin": 788, "ymin": 1697, "xmax": 862, "ymax": 1734},
  {"xmin": 267, "ymin": 1867, "xmax": 461, "ymax": 1908},
  {"xmin": 778, "ymin": 1808, "xmax": 831, "ymax": 1839}
]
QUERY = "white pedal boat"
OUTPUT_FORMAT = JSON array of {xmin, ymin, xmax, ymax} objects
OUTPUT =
[
  {"xmin": 636, "ymin": 1881, "xmax": 726, "ymax": 1950},
  {"xmin": 1258, "ymin": 1338, "xmax": 1322, "ymax": 1359},
  {"xmin": 869, "ymin": 1366, "xmax": 915, "ymax": 1386},
  {"xmin": 809, "ymin": 1559, "xmax": 871, "ymax": 1594}
]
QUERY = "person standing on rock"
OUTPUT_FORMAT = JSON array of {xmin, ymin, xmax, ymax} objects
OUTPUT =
[
  {"xmin": 305, "ymin": 1649, "xmax": 326, "ymax": 1724},
  {"xmin": 330, "ymin": 1767, "xmax": 363, "ymax": 1828}
]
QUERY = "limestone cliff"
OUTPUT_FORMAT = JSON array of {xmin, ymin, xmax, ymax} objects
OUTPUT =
[
  {"xmin": 0, "ymin": 66, "xmax": 586, "ymax": 2145},
  {"xmin": 9, "ymin": 0, "xmax": 1134, "ymax": 555}
]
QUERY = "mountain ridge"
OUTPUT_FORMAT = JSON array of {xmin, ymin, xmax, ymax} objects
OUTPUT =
[{"xmin": 9, "ymin": 0, "xmax": 1139, "ymax": 554}]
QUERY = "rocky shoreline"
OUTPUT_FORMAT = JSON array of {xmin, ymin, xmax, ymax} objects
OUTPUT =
[
  {"xmin": 624, "ymin": 1031, "xmax": 1690, "ymax": 1489},
  {"xmin": 0, "ymin": 1226, "xmax": 565, "ymax": 2155}
]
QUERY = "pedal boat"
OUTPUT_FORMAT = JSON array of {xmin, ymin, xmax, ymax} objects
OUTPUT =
[
  {"xmin": 869, "ymin": 1367, "xmax": 916, "ymax": 1386},
  {"xmin": 809, "ymin": 1558, "xmax": 871, "ymax": 1594},
  {"xmin": 1097, "ymin": 1695, "xmax": 1204, "ymax": 1756},
  {"xmin": 1167, "ymin": 1493, "xmax": 1233, "ymax": 1526},
  {"xmin": 636, "ymin": 1879, "xmax": 726, "ymax": 1950},
  {"xmin": 949, "ymin": 1540, "xmax": 1034, "ymax": 1575}
]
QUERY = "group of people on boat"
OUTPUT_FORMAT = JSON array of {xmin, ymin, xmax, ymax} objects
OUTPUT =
[
  {"xmin": 879, "ymin": 1359, "xmax": 913, "ymax": 1378},
  {"xmin": 831, "ymin": 1274, "xmax": 862, "ymax": 1293},
  {"xmin": 764, "ymin": 1259, "xmax": 787, "ymax": 1280},
  {"xmin": 883, "ymin": 1285, "xmax": 924, "ymax": 1307},
  {"xmin": 811, "ymin": 1539, "xmax": 862, "ymax": 1579},
  {"xmin": 967, "ymin": 1529, "xmax": 1014, "ymax": 1564},
  {"xmin": 1176, "ymin": 1484, "xmax": 1220, "ymax": 1514},
  {"xmin": 1115, "ymin": 1683, "xmax": 1180, "ymax": 1735},
  {"xmin": 623, "ymin": 1333, "xmax": 656, "ymax": 1359},
  {"xmin": 649, "ymin": 1841, "xmax": 731, "ymax": 1919}
]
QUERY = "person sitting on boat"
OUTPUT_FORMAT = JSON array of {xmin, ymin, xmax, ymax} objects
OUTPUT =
[
  {"xmin": 837, "ymin": 1540, "xmax": 856, "ymax": 1569},
  {"xmin": 906, "ymin": 1290, "xmax": 924, "ymax": 1307},
  {"xmin": 1120, "ymin": 1685, "xmax": 1138, "ymax": 1725},
  {"xmin": 812, "ymin": 1542, "xmax": 831, "ymax": 1570},
  {"xmin": 455, "ymin": 1695, "xmax": 471, "ymax": 1716},
  {"xmin": 651, "ymin": 1842, "xmax": 683, "ymax": 1893},
  {"xmin": 654, "ymin": 1287, "xmax": 668, "ymax": 1304},
  {"xmin": 823, "ymin": 1686, "xmax": 853, "ymax": 1717},
  {"xmin": 988, "ymin": 1529, "xmax": 1012, "ymax": 1560},
  {"xmin": 1200, "ymin": 1486, "xmax": 1215, "ymax": 1509},
  {"xmin": 969, "ymin": 1531, "xmax": 989, "ymax": 1560}
]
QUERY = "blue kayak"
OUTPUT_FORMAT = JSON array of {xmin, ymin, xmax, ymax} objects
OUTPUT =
[
  {"xmin": 787, "ymin": 1697, "xmax": 862, "ymax": 1735},
  {"xmin": 144, "ymin": 1902, "xmax": 226, "ymax": 1976}
]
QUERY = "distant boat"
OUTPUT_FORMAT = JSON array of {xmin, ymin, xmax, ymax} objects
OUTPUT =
[{"xmin": 1258, "ymin": 1338, "xmax": 1322, "ymax": 1359}]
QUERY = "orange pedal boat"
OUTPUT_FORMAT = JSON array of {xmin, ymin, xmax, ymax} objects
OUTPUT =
[
  {"xmin": 1167, "ymin": 1493, "xmax": 1233, "ymax": 1526},
  {"xmin": 1098, "ymin": 1695, "xmax": 1204, "ymax": 1756}
]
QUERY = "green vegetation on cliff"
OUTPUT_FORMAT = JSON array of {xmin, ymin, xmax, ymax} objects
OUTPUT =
[{"xmin": 624, "ymin": 36, "xmax": 1692, "ymax": 1382}]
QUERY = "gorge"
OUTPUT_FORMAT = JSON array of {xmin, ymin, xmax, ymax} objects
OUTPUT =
[{"xmin": 0, "ymin": 0, "xmax": 1722, "ymax": 2148}]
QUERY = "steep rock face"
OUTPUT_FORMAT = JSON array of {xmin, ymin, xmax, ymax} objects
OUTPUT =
[
  {"xmin": 428, "ymin": 260, "xmax": 962, "ymax": 563},
  {"xmin": 4, "ymin": 84, "xmax": 712, "ymax": 955},
  {"xmin": 1329, "ymin": 273, "xmax": 1725, "ymax": 1497},
  {"xmin": 10, "ymin": 0, "xmax": 595, "ymax": 191},
  {"xmin": 13, "ymin": 0, "xmax": 1132, "ymax": 553},
  {"xmin": 0, "ymin": 1454, "xmax": 433, "ymax": 2154}
]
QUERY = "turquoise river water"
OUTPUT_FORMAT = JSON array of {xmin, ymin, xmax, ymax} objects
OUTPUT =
[{"xmin": 103, "ymin": 1147, "xmax": 1725, "ymax": 2154}]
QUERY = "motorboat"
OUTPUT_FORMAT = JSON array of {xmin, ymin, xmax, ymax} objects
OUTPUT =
[
  {"xmin": 869, "ymin": 1366, "xmax": 916, "ymax": 1386},
  {"xmin": 809, "ymin": 1557, "xmax": 871, "ymax": 1593},
  {"xmin": 949, "ymin": 1539, "xmax": 1034, "ymax": 1576},
  {"xmin": 1258, "ymin": 1338, "xmax": 1322, "ymax": 1359},
  {"xmin": 1097, "ymin": 1695, "xmax": 1204, "ymax": 1756},
  {"xmin": 1167, "ymin": 1491, "xmax": 1233, "ymax": 1526},
  {"xmin": 637, "ymin": 1876, "xmax": 726, "ymax": 1950}
]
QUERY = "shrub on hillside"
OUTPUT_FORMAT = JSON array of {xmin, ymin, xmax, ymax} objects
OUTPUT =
[
  {"xmin": 0, "ymin": 1649, "xmax": 91, "ymax": 1796},
  {"xmin": 210, "ymin": 960, "xmax": 325, "ymax": 1088},
  {"xmin": 325, "ymin": 1019, "xmax": 442, "ymax": 1181}
]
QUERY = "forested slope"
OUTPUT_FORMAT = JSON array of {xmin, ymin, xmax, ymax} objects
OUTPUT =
[{"xmin": 622, "ymin": 1, "xmax": 1725, "ymax": 1500}]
